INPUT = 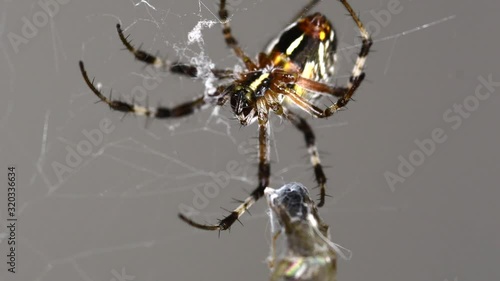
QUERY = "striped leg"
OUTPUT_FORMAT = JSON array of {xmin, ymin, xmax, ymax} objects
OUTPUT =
[
  {"xmin": 116, "ymin": 24, "xmax": 234, "ymax": 79},
  {"xmin": 323, "ymin": 0, "xmax": 372, "ymax": 117},
  {"xmin": 287, "ymin": 112, "xmax": 328, "ymax": 207},
  {"xmin": 179, "ymin": 101, "xmax": 271, "ymax": 231},
  {"xmin": 218, "ymin": 0, "xmax": 257, "ymax": 70},
  {"xmin": 79, "ymin": 61, "xmax": 216, "ymax": 119},
  {"xmin": 295, "ymin": 77, "xmax": 348, "ymax": 98}
]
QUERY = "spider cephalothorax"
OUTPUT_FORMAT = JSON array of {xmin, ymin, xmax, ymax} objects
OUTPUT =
[
  {"xmin": 226, "ymin": 11, "xmax": 338, "ymax": 127},
  {"xmin": 79, "ymin": 0, "xmax": 372, "ymax": 232}
]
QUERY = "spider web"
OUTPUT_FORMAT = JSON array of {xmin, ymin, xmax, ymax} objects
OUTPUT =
[{"xmin": 0, "ymin": 1, "xmax": 460, "ymax": 281}]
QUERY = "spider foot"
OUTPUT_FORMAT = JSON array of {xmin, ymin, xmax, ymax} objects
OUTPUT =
[
  {"xmin": 316, "ymin": 185, "xmax": 326, "ymax": 207},
  {"xmin": 178, "ymin": 211, "xmax": 240, "ymax": 232}
]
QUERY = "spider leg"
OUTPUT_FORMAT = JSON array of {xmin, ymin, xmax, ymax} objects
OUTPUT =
[
  {"xmin": 322, "ymin": 0, "xmax": 372, "ymax": 117},
  {"xmin": 218, "ymin": 0, "xmax": 257, "ymax": 70},
  {"xmin": 286, "ymin": 111, "xmax": 327, "ymax": 207},
  {"xmin": 79, "ymin": 61, "xmax": 224, "ymax": 119},
  {"xmin": 282, "ymin": 87, "xmax": 326, "ymax": 118},
  {"xmin": 116, "ymin": 24, "xmax": 234, "ymax": 79},
  {"xmin": 295, "ymin": 77, "xmax": 347, "ymax": 98},
  {"xmin": 179, "ymin": 101, "xmax": 271, "ymax": 231}
]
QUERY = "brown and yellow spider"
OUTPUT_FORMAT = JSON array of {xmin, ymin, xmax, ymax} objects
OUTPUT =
[
  {"xmin": 79, "ymin": 0, "xmax": 372, "ymax": 232},
  {"xmin": 265, "ymin": 182, "xmax": 342, "ymax": 281}
]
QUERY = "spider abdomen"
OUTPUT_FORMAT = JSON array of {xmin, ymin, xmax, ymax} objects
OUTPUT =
[{"xmin": 266, "ymin": 13, "xmax": 337, "ymax": 84}]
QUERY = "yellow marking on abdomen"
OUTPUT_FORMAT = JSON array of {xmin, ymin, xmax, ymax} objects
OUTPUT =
[{"xmin": 286, "ymin": 34, "xmax": 305, "ymax": 56}]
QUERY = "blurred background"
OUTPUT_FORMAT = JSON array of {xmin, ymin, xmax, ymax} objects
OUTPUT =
[{"xmin": 0, "ymin": 0, "xmax": 499, "ymax": 281}]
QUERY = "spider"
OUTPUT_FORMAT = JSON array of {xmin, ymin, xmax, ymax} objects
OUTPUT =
[{"xmin": 79, "ymin": 0, "xmax": 372, "ymax": 232}]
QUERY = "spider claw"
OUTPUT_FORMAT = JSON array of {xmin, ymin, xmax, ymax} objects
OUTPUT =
[
  {"xmin": 317, "ymin": 198, "xmax": 325, "ymax": 207},
  {"xmin": 179, "ymin": 213, "xmax": 221, "ymax": 232}
]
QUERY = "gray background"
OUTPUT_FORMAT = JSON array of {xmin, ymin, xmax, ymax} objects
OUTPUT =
[{"xmin": 1, "ymin": 0, "xmax": 499, "ymax": 281}]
